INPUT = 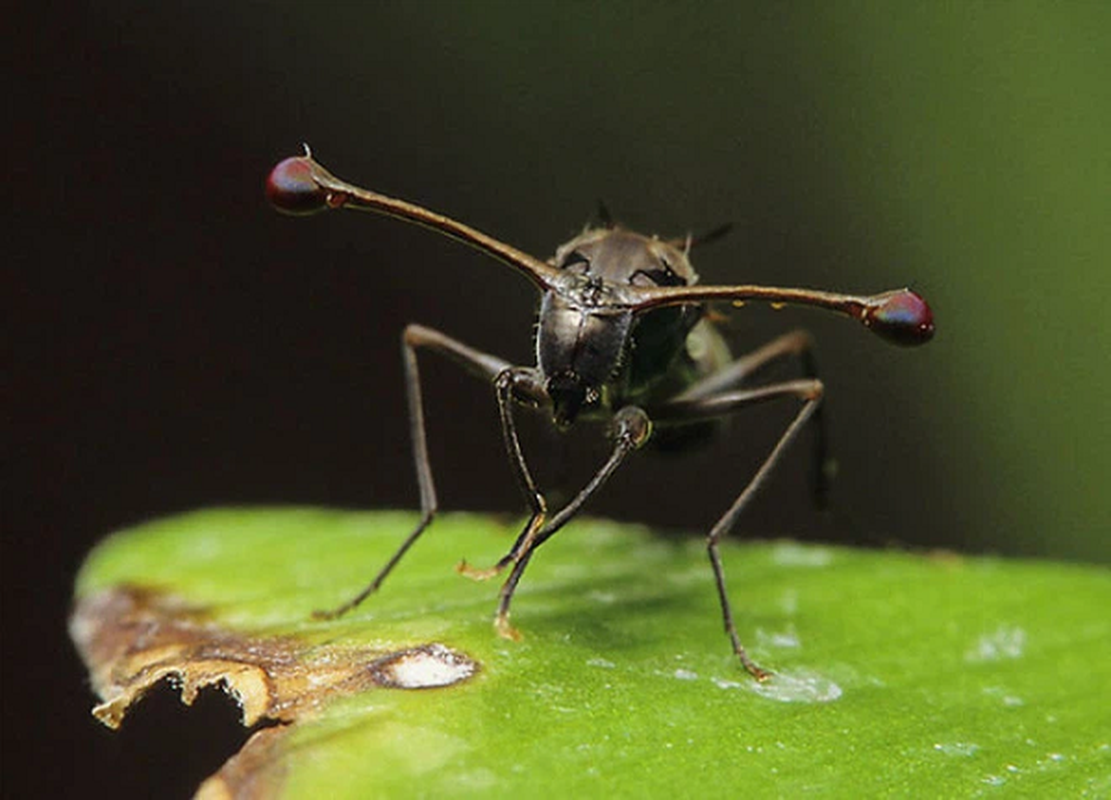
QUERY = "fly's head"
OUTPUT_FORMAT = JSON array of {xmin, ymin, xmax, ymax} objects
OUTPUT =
[
  {"xmin": 552, "ymin": 227, "xmax": 698, "ymax": 290},
  {"xmin": 538, "ymin": 228, "xmax": 701, "ymax": 428}
]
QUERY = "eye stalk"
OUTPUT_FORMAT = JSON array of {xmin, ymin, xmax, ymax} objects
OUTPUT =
[
  {"xmin": 626, "ymin": 283, "xmax": 935, "ymax": 348},
  {"xmin": 266, "ymin": 150, "xmax": 564, "ymax": 290}
]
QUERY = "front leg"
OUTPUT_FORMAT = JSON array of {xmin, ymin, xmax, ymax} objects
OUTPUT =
[
  {"xmin": 455, "ymin": 366, "xmax": 551, "ymax": 582},
  {"xmin": 493, "ymin": 406, "xmax": 652, "ymax": 640}
]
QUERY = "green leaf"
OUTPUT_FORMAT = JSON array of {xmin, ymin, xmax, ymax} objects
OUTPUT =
[{"xmin": 71, "ymin": 509, "xmax": 1111, "ymax": 797}]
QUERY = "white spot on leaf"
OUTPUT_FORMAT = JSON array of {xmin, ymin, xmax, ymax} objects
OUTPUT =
[
  {"xmin": 747, "ymin": 669, "xmax": 842, "ymax": 703},
  {"xmin": 933, "ymin": 741, "xmax": 980, "ymax": 757},
  {"xmin": 771, "ymin": 542, "xmax": 832, "ymax": 568},
  {"xmin": 965, "ymin": 625, "xmax": 1026, "ymax": 662},
  {"xmin": 369, "ymin": 643, "xmax": 477, "ymax": 689},
  {"xmin": 756, "ymin": 625, "xmax": 801, "ymax": 649}
]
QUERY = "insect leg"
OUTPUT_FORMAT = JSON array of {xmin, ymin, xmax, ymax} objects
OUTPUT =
[
  {"xmin": 454, "ymin": 367, "xmax": 552, "ymax": 582},
  {"xmin": 651, "ymin": 378, "xmax": 823, "ymax": 679},
  {"xmin": 677, "ymin": 330, "xmax": 831, "ymax": 507},
  {"xmin": 675, "ymin": 330, "xmax": 814, "ymax": 401},
  {"xmin": 458, "ymin": 363, "xmax": 611, "ymax": 582},
  {"xmin": 492, "ymin": 406, "xmax": 652, "ymax": 640},
  {"xmin": 315, "ymin": 324, "xmax": 518, "ymax": 619}
]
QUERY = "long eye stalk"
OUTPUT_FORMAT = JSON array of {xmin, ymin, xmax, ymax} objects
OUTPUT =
[
  {"xmin": 266, "ymin": 149, "xmax": 562, "ymax": 290},
  {"xmin": 627, "ymin": 284, "xmax": 934, "ymax": 346}
]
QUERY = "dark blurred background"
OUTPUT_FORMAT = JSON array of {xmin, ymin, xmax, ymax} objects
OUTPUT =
[{"xmin": 6, "ymin": 3, "xmax": 1109, "ymax": 796}]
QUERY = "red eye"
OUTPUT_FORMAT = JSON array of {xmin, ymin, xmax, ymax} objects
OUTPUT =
[
  {"xmin": 864, "ymin": 290, "xmax": 935, "ymax": 346},
  {"xmin": 266, "ymin": 157, "xmax": 328, "ymax": 216}
]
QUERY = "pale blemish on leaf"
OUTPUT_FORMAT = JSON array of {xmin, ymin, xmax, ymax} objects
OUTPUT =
[
  {"xmin": 756, "ymin": 624, "xmax": 801, "ymax": 649},
  {"xmin": 932, "ymin": 741, "xmax": 981, "ymax": 757},
  {"xmin": 746, "ymin": 669, "xmax": 843, "ymax": 703},
  {"xmin": 981, "ymin": 685, "xmax": 1025, "ymax": 707},
  {"xmin": 779, "ymin": 589, "xmax": 799, "ymax": 615},
  {"xmin": 965, "ymin": 625, "xmax": 1027, "ymax": 662},
  {"xmin": 587, "ymin": 590, "xmax": 617, "ymax": 604},
  {"xmin": 368, "ymin": 643, "xmax": 477, "ymax": 689},
  {"xmin": 771, "ymin": 542, "xmax": 833, "ymax": 568}
]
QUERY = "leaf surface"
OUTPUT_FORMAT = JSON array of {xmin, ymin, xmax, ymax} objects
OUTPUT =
[{"xmin": 71, "ymin": 509, "xmax": 1111, "ymax": 797}]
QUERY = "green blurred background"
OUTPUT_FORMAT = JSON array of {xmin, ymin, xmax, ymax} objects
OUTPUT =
[{"xmin": 8, "ymin": 2, "xmax": 1110, "ymax": 796}]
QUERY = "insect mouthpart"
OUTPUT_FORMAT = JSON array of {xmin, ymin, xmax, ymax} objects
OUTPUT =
[{"xmin": 546, "ymin": 373, "xmax": 598, "ymax": 428}]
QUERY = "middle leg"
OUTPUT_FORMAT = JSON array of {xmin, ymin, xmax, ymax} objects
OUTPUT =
[
  {"xmin": 491, "ymin": 406, "xmax": 653, "ymax": 639},
  {"xmin": 651, "ymin": 377, "xmax": 825, "ymax": 679},
  {"xmin": 676, "ymin": 329, "xmax": 831, "ymax": 506}
]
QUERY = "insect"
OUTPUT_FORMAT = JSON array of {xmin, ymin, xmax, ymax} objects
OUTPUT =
[{"xmin": 266, "ymin": 147, "xmax": 934, "ymax": 679}]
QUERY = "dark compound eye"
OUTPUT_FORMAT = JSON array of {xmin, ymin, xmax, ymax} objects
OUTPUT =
[
  {"xmin": 560, "ymin": 251, "xmax": 590, "ymax": 270},
  {"xmin": 630, "ymin": 264, "xmax": 685, "ymax": 287}
]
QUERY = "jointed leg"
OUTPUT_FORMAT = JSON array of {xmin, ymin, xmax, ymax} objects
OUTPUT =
[
  {"xmin": 316, "ymin": 324, "xmax": 516, "ymax": 618},
  {"xmin": 674, "ymin": 329, "xmax": 815, "ymax": 402},
  {"xmin": 456, "ymin": 366, "xmax": 551, "ymax": 581},
  {"xmin": 677, "ymin": 330, "xmax": 831, "ymax": 507},
  {"xmin": 652, "ymin": 377, "xmax": 824, "ymax": 679},
  {"xmin": 491, "ymin": 406, "xmax": 652, "ymax": 638}
]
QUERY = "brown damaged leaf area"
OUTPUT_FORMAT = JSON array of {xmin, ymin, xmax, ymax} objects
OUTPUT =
[{"xmin": 70, "ymin": 585, "xmax": 478, "ymax": 799}]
